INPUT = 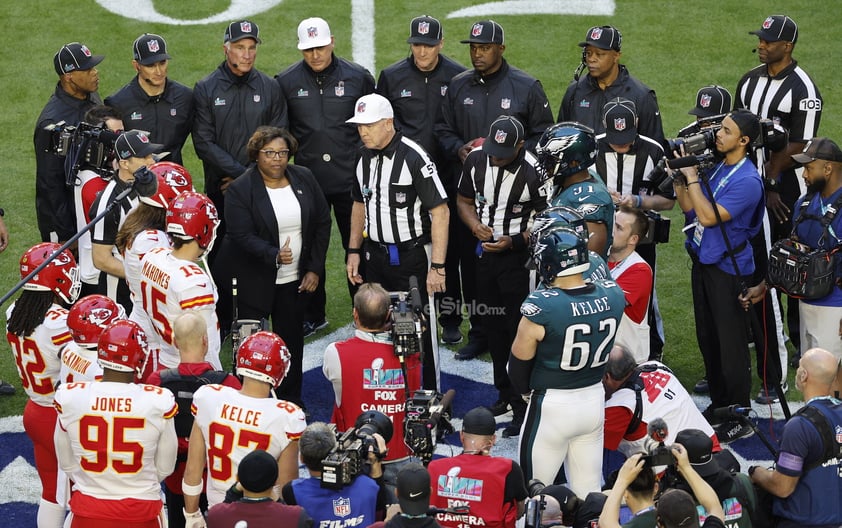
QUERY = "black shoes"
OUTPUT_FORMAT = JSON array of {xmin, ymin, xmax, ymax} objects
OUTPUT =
[
  {"xmin": 441, "ymin": 326, "xmax": 463, "ymax": 345},
  {"xmin": 454, "ymin": 340, "xmax": 485, "ymax": 361},
  {"xmin": 715, "ymin": 420, "xmax": 755, "ymax": 443},
  {"xmin": 0, "ymin": 380, "xmax": 15, "ymax": 396},
  {"xmin": 488, "ymin": 399, "xmax": 510, "ymax": 416},
  {"xmin": 302, "ymin": 319, "xmax": 329, "ymax": 338},
  {"xmin": 756, "ymin": 382, "xmax": 788, "ymax": 405},
  {"xmin": 694, "ymin": 378, "xmax": 709, "ymax": 394}
]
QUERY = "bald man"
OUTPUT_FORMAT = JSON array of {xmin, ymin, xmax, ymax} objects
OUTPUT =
[
  {"xmin": 750, "ymin": 348, "xmax": 842, "ymax": 528},
  {"xmin": 149, "ymin": 312, "xmax": 240, "ymax": 527}
]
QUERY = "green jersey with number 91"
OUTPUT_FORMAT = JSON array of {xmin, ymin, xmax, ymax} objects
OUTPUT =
[{"xmin": 520, "ymin": 278, "xmax": 625, "ymax": 390}]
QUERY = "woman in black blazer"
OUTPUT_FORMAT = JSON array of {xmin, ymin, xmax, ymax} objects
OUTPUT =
[{"xmin": 214, "ymin": 126, "xmax": 330, "ymax": 405}]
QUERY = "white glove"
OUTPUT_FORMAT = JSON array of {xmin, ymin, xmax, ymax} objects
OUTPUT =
[{"xmin": 183, "ymin": 508, "xmax": 207, "ymax": 528}]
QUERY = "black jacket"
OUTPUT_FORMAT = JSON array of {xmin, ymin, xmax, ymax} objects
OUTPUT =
[
  {"xmin": 435, "ymin": 60, "xmax": 553, "ymax": 163},
  {"xmin": 105, "ymin": 77, "xmax": 194, "ymax": 165},
  {"xmin": 276, "ymin": 56, "xmax": 375, "ymax": 195},
  {"xmin": 558, "ymin": 65, "xmax": 666, "ymax": 148},
  {"xmin": 212, "ymin": 164, "xmax": 330, "ymax": 316},
  {"xmin": 192, "ymin": 62, "xmax": 288, "ymax": 198},
  {"xmin": 34, "ymin": 84, "xmax": 102, "ymax": 241},
  {"xmin": 376, "ymin": 54, "xmax": 467, "ymax": 167}
]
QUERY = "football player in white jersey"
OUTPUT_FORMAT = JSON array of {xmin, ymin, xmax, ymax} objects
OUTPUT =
[
  {"xmin": 182, "ymin": 331, "xmax": 306, "ymax": 525},
  {"xmin": 60, "ymin": 294, "xmax": 125, "ymax": 383},
  {"xmin": 117, "ymin": 162, "xmax": 192, "ymax": 378},
  {"xmin": 137, "ymin": 191, "xmax": 222, "ymax": 371},
  {"xmin": 6, "ymin": 242, "xmax": 80, "ymax": 528},
  {"xmin": 54, "ymin": 319, "xmax": 178, "ymax": 527}
]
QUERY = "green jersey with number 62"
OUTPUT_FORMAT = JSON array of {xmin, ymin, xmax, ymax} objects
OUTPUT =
[{"xmin": 520, "ymin": 278, "xmax": 625, "ymax": 390}]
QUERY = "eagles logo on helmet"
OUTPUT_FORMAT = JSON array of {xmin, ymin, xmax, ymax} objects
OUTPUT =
[
  {"xmin": 20, "ymin": 242, "xmax": 81, "ymax": 305},
  {"xmin": 97, "ymin": 320, "xmax": 150, "ymax": 375},
  {"xmin": 533, "ymin": 226, "xmax": 590, "ymax": 285},
  {"xmin": 535, "ymin": 122, "xmax": 598, "ymax": 186},
  {"xmin": 68, "ymin": 294, "xmax": 126, "ymax": 347},
  {"xmin": 236, "ymin": 331, "xmax": 291, "ymax": 388}
]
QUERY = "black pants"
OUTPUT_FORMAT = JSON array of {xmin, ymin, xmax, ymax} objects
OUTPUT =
[
  {"xmin": 749, "ymin": 227, "xmax": 784, "ymax": 386},
  {"xmin": 476, "ymin": 249, "xmax": 530, "ymax": 406},
  {"xmin": 164, "ymin": 481, "xmax": 208, "ymax": 528},
  {"xmin": 438, "ymin": 193, "xmax": 486, "ymax": 346},
  {"xmin": 304, "ymin": 191, "xmax": 359, "ymax": 324},
  {"xmin": 691, "ymin": 262, "xmax": 752, "ymax": 407},
  {"xmin": 364, "ymin": 240, "xmax": 437, "ymax": 390},
  {"xmin": 238, "ymin": 281, "xmax": 305, "ymax": 407}
]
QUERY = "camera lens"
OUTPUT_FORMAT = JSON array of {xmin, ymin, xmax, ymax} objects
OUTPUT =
[{"xmin": 527, "ymin": 478, "xmax": 546, "ymax": 497}]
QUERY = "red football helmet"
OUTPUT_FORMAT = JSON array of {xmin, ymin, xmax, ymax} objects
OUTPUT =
[
  {"xmin": 166, "ymin": 191, "xmax": 220, "ymax": 251},
  {"xmin": 67, "ymin": 294, "xmax": 126, "ymax": 348},
  {"xmin": 20, "ymin": 242, "xmax": 81, "ymax": 305},
  {"xmin": 97, "ymin": 320, "xmax": 149, "ymax": 375},
  {"xmin": 236, "ymin": 331, "xmax": 291, "ymax": 388},
  {"xmin": 140, "ymin": 162, "xmax": 194, "ymax": 209}
]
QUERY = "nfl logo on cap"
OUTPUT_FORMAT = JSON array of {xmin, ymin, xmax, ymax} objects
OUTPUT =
[
  {"xmin": 495, "ymin": 129, "xmax": 508, "ymax": 143},
  {"xmin": 147, "ymin": 39, "xmax": 160, "ymax": 53},
  {"xmin": 614, "ymin": 117, "xmax": 626, "ymax": 131},
  {"xmin": 700, "ymin": 94, "xmax": 712, "ymax": 108},
  {"xmin": 762, "ymin": 17, "xmax": 774, "ymax": 29},
  {"xmin": 138, "ymin": 132, "xmax": 150, "ymax": 144},
  {"xmin": 590, "ymin": 27, "xmax": 603, "ymax": 40},
  {"xmin": 308, "ymin": 26, "xmax": 318, "ymax": 38},
  {"xmin": 472, "ymin": 23, "xmax": 483, "ymax": 37},
  {"xmin": 418, "ymin": 21, "xmax": 430, "ymax": 35},
  {"xmin": 357, "ymin": 101, "xmax": 366, "ymax": 113},
  {"xmin": 240, "ymin": 21, "xmax": 252, "ymax": 33}
]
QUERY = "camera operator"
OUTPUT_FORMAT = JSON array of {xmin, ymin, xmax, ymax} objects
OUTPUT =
[
  {"xmin": 369, "ymin": 463, "xmax": 440, "ymax": 528},
  {"xmin": 529, "ymin": 483, "xmax": 606, "ymax": 528},
  {"xmin": 597, "ymin": 97, "xmax": 673, "ymax": 361},
  {"xmin": 75, "ymin": 105, "xmax": 124, "ymax": 297},
  {"xmin": 35, "ymin": 42, "xmax": 105, "ymax": 243},
  {"xmin": 598, "ymin": 454, "xmax": 657, "ymax": 528},
  {"xmin": 673, "ymin": 110, "xmax": 765, "ymax": 443},
  {"xmin": 281, "ymin": 422, "xmax": 392, "ymax": 527},
  {"xmin": 602, "ymin": 447, "xmax": 726, "ymax": 528},
  {"xmin": 323, "ymin": 282, "xmax": 423, "ymax": 483},
  {"xmin": 427, "ymin": 406, "xmax": 528, "ymax": 528}
]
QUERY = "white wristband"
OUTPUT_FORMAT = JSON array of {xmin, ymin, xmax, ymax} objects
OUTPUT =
[{"xmin": 182, "ymin": 479, "xmax": 204, "ymax": 496}]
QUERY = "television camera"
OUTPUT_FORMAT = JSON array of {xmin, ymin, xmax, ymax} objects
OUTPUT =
[
  {"xmin": 44, "ymin": 120, "xmax": 120, "ymax": 183},
  {"xmin": 404, "ymin": 389, "xmax": 455, "ymax": 464},
  {"xmin": 389, "ymin": 276, "xmax": 426, "ymax": 359},
  {"xmin": 320, "ymin": 410, "xmax": 394, "ymax": 490}
]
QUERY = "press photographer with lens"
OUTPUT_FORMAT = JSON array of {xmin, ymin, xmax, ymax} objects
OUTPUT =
[
  {"xmin": 672, "ymin": 109, "xmax": 765, "ymax": 443},
  {"xmin": 323, "ymin": 283, "xmax": 424, "ymax": 485},
  {"xmin": 523, "ymin": 481, "xmax": 607, "ymax": 528},
  {"xmin": 281, "ymin": 421, "xmax": 392, "ymax": 527}
]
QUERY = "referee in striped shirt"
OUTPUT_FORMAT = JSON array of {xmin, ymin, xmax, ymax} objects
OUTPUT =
[
  {"xmin": 345, "ymin": 94, "xmax": 450, "ymax": 390},
  {"xmin": 457, "ymin": 115, "xmax": 547, "ymax": 437},
  {"xmin": 90, "ymin": 129, "xmax": 167, "ymax": 313}
]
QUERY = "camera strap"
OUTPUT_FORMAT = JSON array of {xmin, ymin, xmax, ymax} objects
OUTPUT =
[{"xmin": 790, "ymin": 191, "xmax": 842, "ymax": 250}]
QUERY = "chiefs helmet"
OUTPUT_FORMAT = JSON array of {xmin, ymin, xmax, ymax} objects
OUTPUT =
[
  {"xmin": 532, "ymin": 226, "xmax": 590, "ymax": 285},
  {"xmin": 535, "ymin": 122, "xmax": 597, "ymax": 185},
  {"xmin": 68, "ymin": 294, "xmax": 126, "ymax": 348},
  {"xmin": 236, "ymin": 331, "xmax": 291, "ymax": 388},
  {"xmin": 140, "ymin": 162, "xmax": 194, "ymax": 209},
  {"xmin": 20, "ymin": 242, "xmax": 81, "ymax": 305},
  {"xmin": 97, "ymin": 320, "xmax": 149, "ymax": 375},
  {"xmin": 529, "ymin": 206, "xmax": 588, "ymax": 256},
  {"xmin": 166, "ymin": 191, "xmax": 220, "ymax": 251}
]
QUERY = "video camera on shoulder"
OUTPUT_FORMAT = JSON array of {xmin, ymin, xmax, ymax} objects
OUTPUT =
[
  {"xmin": 44, "ymin": 120, "xmax": 119, "ymax": 183},
  {"xmin": 639, "ymin": 210, "xmax": 671, "ymax": 245},
  {"xmin": 523, "ymin": 479, "xmax": 548, "ymax": 528},
  {"xmin": 404, "ymin": 389, "xmax": 455, "ymax": 464},
  {"xmin": 388, "ymin": 276, "xmax": 426, "ymax": 359},
  {"xmin": 320, "ymin": 410, "xmax": 393, "ymax": 490}
]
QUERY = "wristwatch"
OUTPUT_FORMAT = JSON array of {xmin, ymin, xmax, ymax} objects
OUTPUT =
[{"xmin": 764, "ymin": 178, "xmax": 780, "ymax": 193}]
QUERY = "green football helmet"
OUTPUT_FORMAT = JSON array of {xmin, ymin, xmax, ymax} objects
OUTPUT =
[
  {"xmin": 536, "ymin": 122, "xmax": 598, "ymax": 185},
  {"xmin": 532, "ymin": 226, "xmax": 590, "ymax": 285}
]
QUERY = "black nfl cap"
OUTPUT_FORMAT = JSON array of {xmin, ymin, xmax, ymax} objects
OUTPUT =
[
  {"xmin": 133, "ymin": 34, "xmax": 171, "ymax": 66},
  {"xmin": 407, "ymin": 15, "xmax": 442, "ymax": 45},
  {"xmin": 54, "ymin": 42, "xmax": 104, "ymax": 75},
  {"xmin": 750, "ymin": 15, "xmax": 798, "ymax": 43},
  {"xmin": 579, "ymin": 25, "xmax": 621, "ymax": 51},
  {"xmin": 461, "ymin": 20, "xmax": 504, "ymax": 45},
  {"xmin": 224, "ymin": 20, "xmax": 262, "ymax": 44}
]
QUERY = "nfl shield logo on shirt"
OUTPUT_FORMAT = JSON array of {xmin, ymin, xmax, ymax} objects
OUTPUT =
[
  {"xmin": 396, "ymin": 192, "xmax": 407, "ymax": 204},
  {"xmin": 836, "ymin": 425, "xmax": 842, "ymax": 444},
  {"xmin": 253, "ymin": 94, "xmax": 261, "ymax": 103},
  {"xmin": 170, "ymin": 108, "xmax": 177, "ymax": 116},
  {"xmin": 614, "ymin": 117, "xmax": 626, "ymax": 131},
  {"xmin": 333, "ymin": 497, "xmax": 351, "ymax": 517},
  {"xmin": 336, "ymin": 81, "xmax": 345, "ymax": 97},
  {"xmin": 501, "ymin": 98, "xmax": 511, "ymax": 109},
  {"xmin": 441, "ymin": 86, "xmax": 448, "ymax": 96}
]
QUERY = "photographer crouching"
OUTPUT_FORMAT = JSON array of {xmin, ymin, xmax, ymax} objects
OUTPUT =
[
  {"xmin": 280, "ymin": 421, "xmax": 394, "ymax": 526},
  {"xmin": 323, "ymin": 283, "xmax": 424, "ymax": 484},
  {"xmin": 672, "ymin": 110, "xmax": 765, "ymax": 443}
]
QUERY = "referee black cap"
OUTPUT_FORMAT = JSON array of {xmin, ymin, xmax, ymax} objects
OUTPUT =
[
  {"xmin": 407, "ymin": 15, "xmax": 442, "ymax": 45},
  {"xmin": 689, "ymin": 85, "xmax": 732, "ymax": 117},
  {"xmin": 792, "ymin": 138, "xmax": 842, "ymax": 164},
  {"xmin": 484, "ymin": 115, "xmax": 524, "ymax": 159},
  {"xmin": 749, "ymin": 15, "xmax": 798, "ymax": 44},
  {"xmin": 579, "ymin": 25, "xmax": 621, "ymax": 51}
]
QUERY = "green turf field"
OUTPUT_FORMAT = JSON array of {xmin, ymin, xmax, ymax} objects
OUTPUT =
[{"xmin": 1, "ymin": 0, "xmax": 840, "ymax": 416}]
